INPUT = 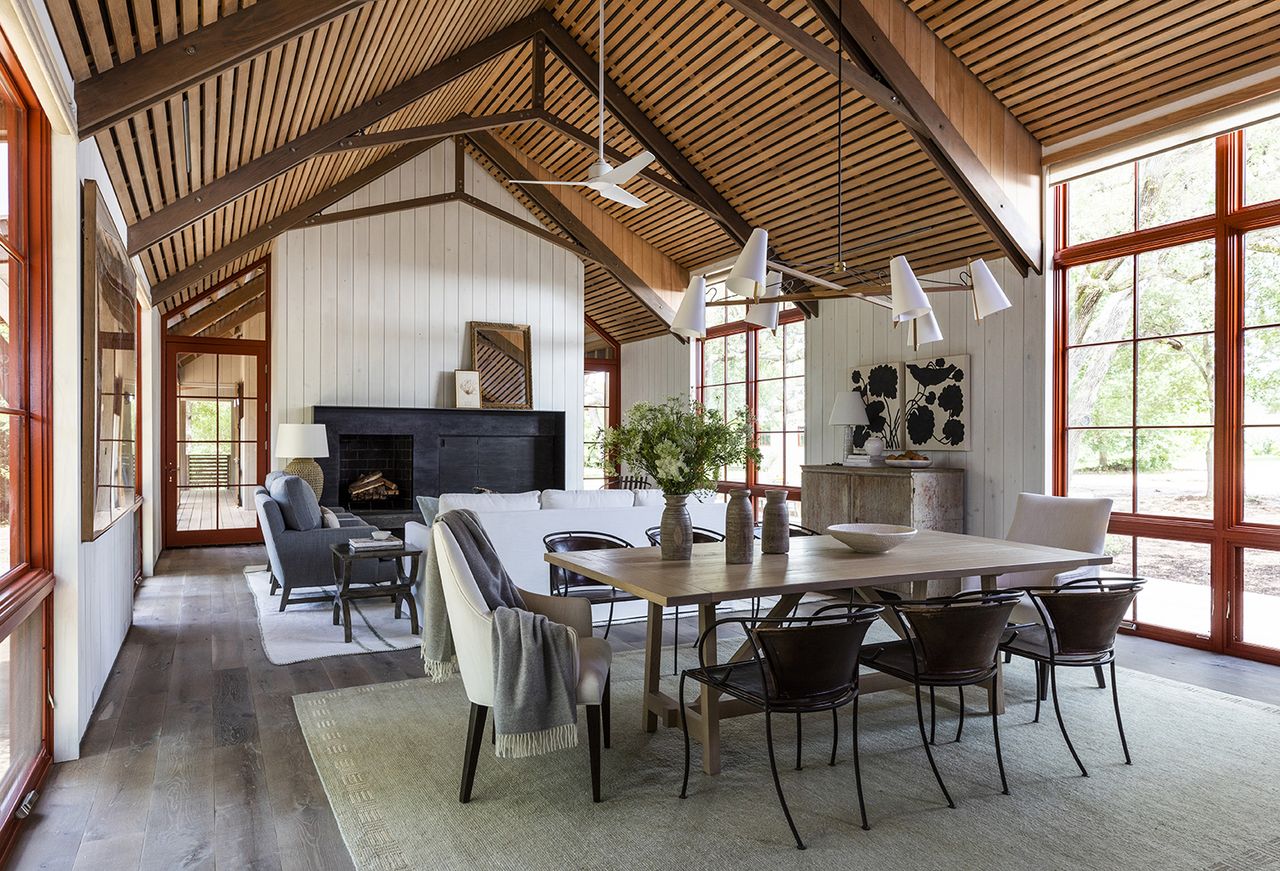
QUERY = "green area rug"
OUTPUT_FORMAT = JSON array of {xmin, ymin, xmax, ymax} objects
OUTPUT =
[{"xmin": 294, "ymin": 644, "xmax": 1280, "ymax": 870}]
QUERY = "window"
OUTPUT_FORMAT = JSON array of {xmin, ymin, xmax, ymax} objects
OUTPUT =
[
  {"xmin": 1054, "ymin": 119, "xmax": 1280, "ymax": 664},
  {"xmin": 697, "ymin": 282, "xmax": 805, "ymax": 503},
  {"xmin": 583, "ymin": 321, "xmax": 619, "ymax": 489},
  {"xmin": 0, "ymin": 29, "xmax": 54, "ymax": 852}
]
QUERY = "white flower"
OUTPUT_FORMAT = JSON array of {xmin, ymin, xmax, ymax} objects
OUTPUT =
[{"xmin": 653, "ymin": 439, "xmax": 688, "ymax": 483}]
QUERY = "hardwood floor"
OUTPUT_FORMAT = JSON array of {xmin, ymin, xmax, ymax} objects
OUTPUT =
[{"xmin": 9, "ymin": 545, "xmax": 1280, "ymax": 869}]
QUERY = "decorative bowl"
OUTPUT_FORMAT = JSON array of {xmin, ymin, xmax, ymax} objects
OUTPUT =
[
  {"xmin": 370, "ymin": 530, "xmax": 392, "ymax": 541},
  {"xmin": 826, "ymin": 523, "xmax": 917, "ymax": 553},
  {"xmin": 884, "ymin": 458, "xmax": 932, "ymax": 468}
]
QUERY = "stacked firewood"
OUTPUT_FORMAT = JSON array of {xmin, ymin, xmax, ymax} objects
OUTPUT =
[{"xmin": 349, "ymin": 471, "xmax": 400, "ymax": 501}]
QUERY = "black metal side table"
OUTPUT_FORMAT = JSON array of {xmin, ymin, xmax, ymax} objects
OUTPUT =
[{"xmin": 329, "ymin": 542, "xmax": 423, "ymax": 643}]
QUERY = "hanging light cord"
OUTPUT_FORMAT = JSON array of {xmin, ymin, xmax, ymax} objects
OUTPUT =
[
  {"xmin": 598, "ymin": 0, "xmax": 606, "ymax": 165},
  {"xmin": 836, "ymin": 0, "xmax": 844, "ymax": 268}
]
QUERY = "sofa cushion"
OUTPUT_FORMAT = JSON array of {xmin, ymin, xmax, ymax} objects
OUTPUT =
[
  {"xmin": 417, "ymin": 495, "xmax": 441, "ymax": 526},
  {"xmin": 269, "ymin": 474, "xmax": 322, "ymax": 531},
  {"xmin": 633, "ymin": 489, "xmax": 665, "ymax": 507},
  {"xmin": 320, "ymin": 506, "xmax": 342, "ymax": 529},
  {"xmin": 438, "ymin": 491, "xmax": 541, "ymax": 514},
  {"xmin": 540, "ymin": 489, "xmax": 635, "ymax": 510}
]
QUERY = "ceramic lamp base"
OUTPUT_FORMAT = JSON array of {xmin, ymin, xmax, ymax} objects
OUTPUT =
[{"xmin": 284, "ymin": 457, "xmax": 324, "ymax": 501}]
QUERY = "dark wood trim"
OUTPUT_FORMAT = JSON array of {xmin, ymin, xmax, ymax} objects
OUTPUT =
[
  {"xmin": 319, "ymin": 109, "xmax": 542, "ymax": 154},
  {"xmin": 454, "ymin": 193, "xmax": 597, "ymax": 262},
  {"xmin": 149, "ymin": 142, "xmax": 433, "ymax": 306},
  {"xmin": 126, "ymin": 13, "xmax": 540, "ymax": 255},
  {"xmin": 194, "ymin": 295, "xmax": 268, "ymax": 339},
  {"xmin": 162, "ymin": 257, "xmax": 268, "ymax": 321},
  {"xmin": 299, "ymin": 192, "xmax": 457, "ymax": 229},
  {"xmin": 467, "ymin": 130, "xmax": 675, "ymax": 328},
  {"xmin": 75, "ymin": 0, "xmax": 373, "ymax": 138},
  {"xmin": 170, "ymin": 274, "xmax": 267, "ymax": 336}
]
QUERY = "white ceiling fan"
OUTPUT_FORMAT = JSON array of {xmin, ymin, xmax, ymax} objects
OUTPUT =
[{"xmin": 508, "ymin": 0, "xmax": 654, "ymax": 208}]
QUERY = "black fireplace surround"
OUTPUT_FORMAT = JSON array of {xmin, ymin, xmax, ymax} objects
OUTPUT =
[{"xmin": 313, "ymin": 406, "xmax": 566, "ymax": 521}]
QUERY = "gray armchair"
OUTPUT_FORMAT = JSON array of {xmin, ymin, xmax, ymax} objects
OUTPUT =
[{"xmin": 255, "ymin": 477, "xmax": 396, "ymax": 611}]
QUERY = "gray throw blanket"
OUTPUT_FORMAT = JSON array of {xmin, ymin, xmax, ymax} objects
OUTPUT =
[{"xmin": 423, "ymin": 510, "xmax": 579, "ymax": 758}]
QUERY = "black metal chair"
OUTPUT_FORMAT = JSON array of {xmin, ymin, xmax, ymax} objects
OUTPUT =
[
  {"xmin": 614, "ymin": 474, "xmax": 650, "ymax": 490},
  {"xmin": 859, "ymin": 590, "xmax": 1022, "ymax": 809},
  {"xmin": 645, "ymin": 525, "xmax": 726, "ymax": 673},
  {"xmin": 678, "ymin": 603, "xmax": 885, "ymax": 850},
  {"xmin": 542, "ymin": 531, "xmax": 636, "ymax": 639},
  {"xmin": 999, "ymin": 577, "xmax": 1144, "ymax": 777}
]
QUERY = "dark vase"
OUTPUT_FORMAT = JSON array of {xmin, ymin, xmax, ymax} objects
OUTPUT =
[
  {"xmin": 660, "ymin": 494, "xmax": 693, "ymax": 561},
  {"xmin": 761, "ymin": 489, "xmax": 790, "ymax": 554},
  {"xmin": 725, "ymin": 489, "xmax": 754, "ymax": 565}
]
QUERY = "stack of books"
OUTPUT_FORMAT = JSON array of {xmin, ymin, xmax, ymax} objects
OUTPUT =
[{"xmin": 348, "ymin": 535, "xmax": 402, "ymax": 551}]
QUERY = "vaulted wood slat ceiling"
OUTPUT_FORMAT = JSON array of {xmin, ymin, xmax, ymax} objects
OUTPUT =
[{"xmin": 49, "ymin": 0, "xmax": 1280, "ymax": 341}]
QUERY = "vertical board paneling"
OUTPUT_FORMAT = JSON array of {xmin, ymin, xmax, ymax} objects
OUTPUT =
[
  {"xmin": 621, "ymin": 334, "xmax": 692, "ymax": 411},
  {"xmin": 271, "ymin": 141, "xmax": 586, "ymax": 483}
]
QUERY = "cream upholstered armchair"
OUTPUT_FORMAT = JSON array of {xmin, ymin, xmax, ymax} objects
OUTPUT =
[{"xmin": 428, "ymin": 521, "xmax": 613, "ymax": 803}]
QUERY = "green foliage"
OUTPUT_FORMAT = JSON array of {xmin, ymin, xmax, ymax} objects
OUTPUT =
[{"xmin": 602, "ymin": 396, "xmax": 760, "ymax": 494}]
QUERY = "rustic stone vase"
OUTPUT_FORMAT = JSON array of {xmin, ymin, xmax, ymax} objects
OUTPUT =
[
  {"xmin": 761, "ymin": 489, "xmax": 790, "ymax": 554},
  {"xmin": 725, "ymin": 488, "xmax": 754, "ymax": 565},
  {"xmin": 660, "ymin": 493, "xmax": 694, "ymax": 561}
]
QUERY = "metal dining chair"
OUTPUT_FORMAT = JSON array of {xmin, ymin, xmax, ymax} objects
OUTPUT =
[
  {"xmin": 859, "ymin": 590, "xmax": 1022, "ymax": 809},
  {"xmin": 1000, "ymin": 577, "xmax": 1144, "ymax": 777},
  {"xmin": 542, "ymin": 531, "xmax": 636, "ymax": 639},
  {"xmin": 678, "ymin": 603, "xmax": 885, "ymax": 850},
  {"xmin": 645, "ymin": 525, "xmax": 726, "ymax": 673}
]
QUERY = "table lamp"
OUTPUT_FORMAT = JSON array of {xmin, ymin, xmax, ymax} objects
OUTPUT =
[
  {"xmin": 829, "ymin": 391, "xmax": 869, "ymax": 465},
  {"xmin": 276, "ymin": 423, "xmax": 329, "ymax": 500}
]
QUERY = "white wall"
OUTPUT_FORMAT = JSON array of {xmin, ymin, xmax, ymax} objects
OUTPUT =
[
  {"xmin": 271, "ymin": 139, "xmax": 586, "ymax": 484},
  {"xmin": 620, "ymin": 333, "xmax": 691, "ymax": 411},
  {"xmin": 805, "ymin": 259, "xmax": 1046, "ymax": 538}
]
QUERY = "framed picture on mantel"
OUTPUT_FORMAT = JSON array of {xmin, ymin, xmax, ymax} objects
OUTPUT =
[{"xmin": 455, "ymin": 370, "xmax": 482, "ymax": 408}]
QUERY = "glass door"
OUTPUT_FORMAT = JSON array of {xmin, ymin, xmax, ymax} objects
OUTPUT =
[{"xmin": 164, "ymin": 341, "xmax": 268, "ymax": 546}]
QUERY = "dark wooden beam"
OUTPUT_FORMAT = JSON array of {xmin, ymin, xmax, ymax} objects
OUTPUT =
[
  {"xmin": 455, "ymin": 193, "xmax": 599, "ymax": 264},
  {"xmin": 162, "ymin": 257, "xmax": 267, "ymax": 320},
  {"xmin": 299, "ymin": 192, "xmax": 458, "ymax": 228},
  {"xmin": 148, "ymin": 142, "xmax": 433, "ymax": 307},
  {"xmin": 468, "ymin": 130, "xmax": 674, "ymax": 329},
  {"xmin": 126, "ymin": 13, "xmax": 539, "ymax": 256},
  {"xmin": 195, "ymin": 294, "xmax": 268, "ymax": 338},
  {"xmin": 76, "ymin": 0, "xmax": 372, "ymax": 138},
  {"xmin": 319, "ymin": 109, "xmax": 542, "ymax": 154},
  {"xmin": 171, "ymin": 275, "xmax": 267, "ymax": 336}
]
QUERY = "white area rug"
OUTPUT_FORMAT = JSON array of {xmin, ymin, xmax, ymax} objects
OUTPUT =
[{"xmin": 244, "ymin": 567, "xmax": 420, "ymax": 665}]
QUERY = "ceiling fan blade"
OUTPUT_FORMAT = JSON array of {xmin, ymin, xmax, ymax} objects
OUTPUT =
[
  {"xmin": 595, "ymin": 184, "xmax": 647, "ymax": 209},
  {"xmin": 597, "ymin": 150, "xmax": 654, "ymax": 184}
]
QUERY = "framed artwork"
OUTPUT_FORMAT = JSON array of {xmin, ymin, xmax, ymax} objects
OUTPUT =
[
  {"xmin": 82, "ymin": 179, "xmax": 143, "ymax": 540},
  {"xmin": 455, "ymin": 369, "xmax": 482, "ymax": 408},
  {"xmin": 902, "ymin": 355, "xmax": 970, "ymax": 451},
  {"xmin": 847, "ymin": 362, "xmax": 904, "ymax": 451}
]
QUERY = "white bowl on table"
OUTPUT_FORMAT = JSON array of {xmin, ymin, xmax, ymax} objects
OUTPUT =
[
  {"xmin": 370, "ymin": 530, "xmax": 392, "ymax": 541},
  {"xmin": 826, "ymin": 523, "xmax": 917, "ymax": 554}
]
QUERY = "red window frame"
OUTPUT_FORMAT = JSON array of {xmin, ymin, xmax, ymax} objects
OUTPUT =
[
  {"xmin": 1052, "ymin": 130, "xmax": 1280, "ymax": 666},
  {"xmin": 584, "ymin": 315, "xmax": 621, "ymax": 487}
]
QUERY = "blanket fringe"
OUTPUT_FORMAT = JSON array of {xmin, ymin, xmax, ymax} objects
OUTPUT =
[
  {"xmin": 494, "ymin": 723, "xmax": 579, "ymax": 759},
  {"xmin": 422, "ymin": 655, "xmax": 458, "ymax": 683}
]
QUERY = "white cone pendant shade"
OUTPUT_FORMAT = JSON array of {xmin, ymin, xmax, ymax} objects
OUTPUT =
[
  {"xmin": 672, "ymin": 274, "xmax": 707, "ymax": 338},
  {"xmin": 969, "ymin": 258, "xmax": 1012, "ymax": 321},
  {"xmin": 907, "ymin": 308, "xmax": 944, "ymax": 350},
  {"xmin": 744, "ymin": 274, "xmax": 782, "ymax": 331},
  {"xmin": 889, "ymin": 255, "xmax": 931, "ymax": 323},
  {"xmin": 726, "ymin": 228, "xmax": 769, "ymax": 298},
  {"xmin": 829, "ymin": 391, "xmax": 869, "ymax": 427}
]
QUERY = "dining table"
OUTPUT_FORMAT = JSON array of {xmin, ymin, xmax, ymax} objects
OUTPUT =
[{"xmin": 544, "ymin": 529, "xmax": 1111, "ymax": 775}]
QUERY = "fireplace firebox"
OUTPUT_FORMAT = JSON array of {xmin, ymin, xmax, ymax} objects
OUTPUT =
[{"xmin": 338, "ymin": 434, "xmax": 413, "ymax": 511}]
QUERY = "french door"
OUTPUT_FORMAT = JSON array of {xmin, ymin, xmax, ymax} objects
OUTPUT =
[{"xmin": 163, "ymin": 338, "xmax": 269, "ymax": 546}]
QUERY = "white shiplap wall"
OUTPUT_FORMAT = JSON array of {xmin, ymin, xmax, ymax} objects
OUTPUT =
[
  {"xmin": 805, "ymin": 259, "xmax": 1047, "ymax": 538},
  {"xmin": 620, "ymin": 333, "xmax": 692, "ymax": 410},
  {"xmin": 271, "ymin": 140, "xmax": 587, "ymax": 485}
]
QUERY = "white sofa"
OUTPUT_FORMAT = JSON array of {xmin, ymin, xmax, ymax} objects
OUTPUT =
[{"xmin": 404, "ymin": 490, "xmax": 728, "ymax": 626}]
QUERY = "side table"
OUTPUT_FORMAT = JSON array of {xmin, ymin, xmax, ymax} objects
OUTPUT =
[{"xmin": 329, "ymin": 542, "xmax": 423, "ymax": 643}]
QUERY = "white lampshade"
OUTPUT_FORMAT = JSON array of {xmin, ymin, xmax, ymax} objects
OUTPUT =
[
  {"xmin": 725, "ymin": 227, "xmax": 769, "ymax": 298},
  {"xmin": 829, "ymin": 391, "xmax": 869, "ymax": 427},
  {"xmin": 969, "ymin": 258, "xmax": 1012, "ymax": 320},
  {"xmin": 275, "ymin": 423, "xmax": 329, "ymax": 459},
  {"xmin": 744, "ymin": 272, "xmax": 782, "ymax": 330},
  {"xmin": 889, "ymin": 255, "xmax": 931, "ymax": 323},
  {"xmin": 907, "ymin": 308, "xmax": 944, "ymax": 350},
  {"xmin": 672, "ymin": 274, "xmax": 707, "ymax": 338}
]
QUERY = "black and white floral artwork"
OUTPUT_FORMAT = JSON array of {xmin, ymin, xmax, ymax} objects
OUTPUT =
[
  {"xmin": 902, "ymin": 355, "xmax": 970, "ymax": 451},
  {"xmin": 847, "ymin": 363, "xmax": 904, "ymax": 450}
]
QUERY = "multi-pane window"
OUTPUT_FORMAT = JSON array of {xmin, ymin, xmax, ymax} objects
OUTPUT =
[
  {"xmin": 583, "ymin": 323, "xmax": 618, "ymax": 489},
  {"xmin": 1055, "ymin": 117, "xmax": 1280, "ymax": 661}
]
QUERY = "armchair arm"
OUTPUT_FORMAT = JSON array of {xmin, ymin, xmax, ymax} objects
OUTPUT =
[
  {"xmin": 522, "ymin": 588, "xmax": 593, "ymax": 638},
  {"xmin": 273, "ymin": 524, "xmax": 380, "ymax": 586}
]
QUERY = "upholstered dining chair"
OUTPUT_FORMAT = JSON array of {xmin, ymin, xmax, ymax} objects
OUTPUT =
[
  {"xmin": 543, "ymin": 531, "xmax": 636, "ymax": 638},
  {"xmin": 433, "ymin": 523, "xmax": 613, "ymax": 803},
  {"xmin": 645, "ymin": 525, "xmax": 726, "ymax": 674},
  {"xmin": 1000, "ymin": 578, "xmax": 1144, "ymax": 777},
  {"xmin": 678, "ymin": 603, "xmax": 885, "ymax": 850},
  {"xmin": 859, "ymin": 590, "xmax": 1022, "ymax": 809}
]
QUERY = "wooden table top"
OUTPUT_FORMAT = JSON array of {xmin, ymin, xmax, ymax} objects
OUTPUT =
[{"xmin": 543, "ymin": 530, "xmax": 1111, "ymax": 607}]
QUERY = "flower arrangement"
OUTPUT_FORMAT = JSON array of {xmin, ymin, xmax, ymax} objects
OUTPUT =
[{"xmin": 602, "ymin": 397, "xmax": 760, "ymax": 494}]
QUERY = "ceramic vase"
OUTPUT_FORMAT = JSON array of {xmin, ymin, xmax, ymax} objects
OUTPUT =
[
  {"xmin": 725, "ymin": 488, "xmax": 754, "ymax": 565},
  {"xmin": 761, "ymin": 489, "xmax": 790, "ymax": 554},
  {"xmin": 660, "ymin": 494, "xmax": 693, "ymax": 561}
]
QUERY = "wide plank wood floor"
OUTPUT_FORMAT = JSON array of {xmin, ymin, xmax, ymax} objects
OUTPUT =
[{"xmin": 9, "ymin": 545, "xmax": 1280, "ymax": 870}]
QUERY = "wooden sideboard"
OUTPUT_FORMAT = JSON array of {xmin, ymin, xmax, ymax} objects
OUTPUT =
[{"xmin": 800, "ymin": 464, "xmax": 964, "ymax": 534}]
